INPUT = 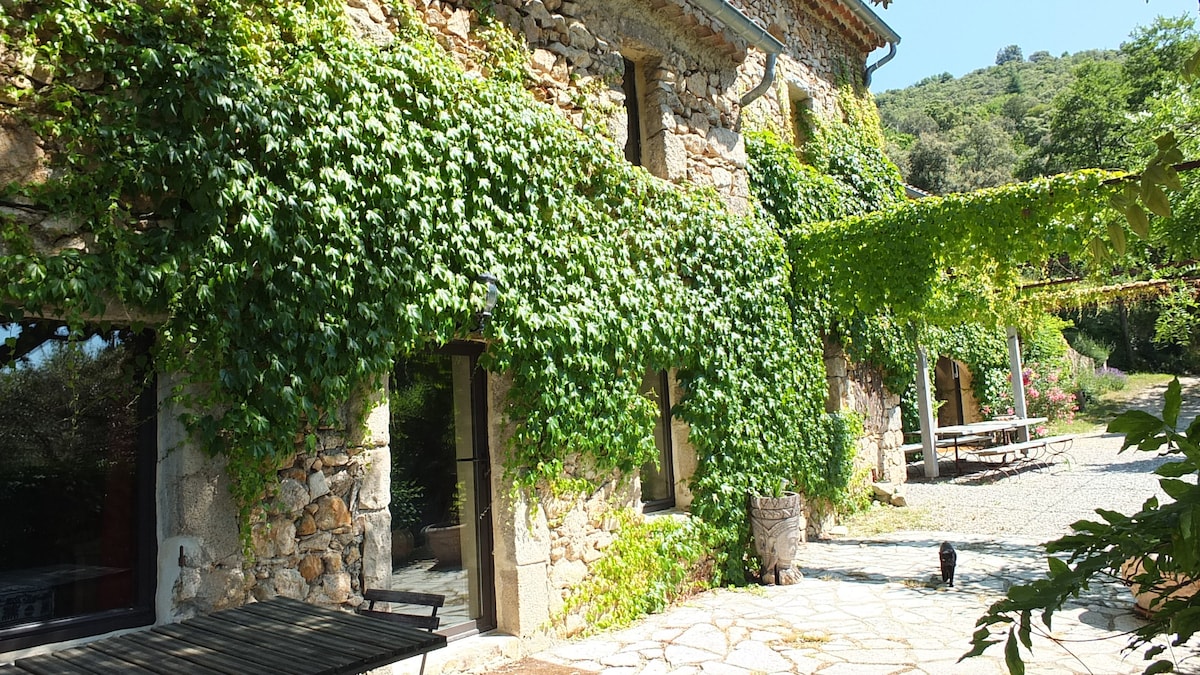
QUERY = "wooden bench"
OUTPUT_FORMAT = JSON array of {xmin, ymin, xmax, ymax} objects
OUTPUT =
[
  {"xmin": 902, "ymin": 429, "xmax": 988, "ymax": 461},
  {"xmin": 902, "ymin": 435, "xmax": 991, "ymax": 462},
  {"xmin": 905, "ymin": 435, "xmax": 1075, "ymax": 476}
]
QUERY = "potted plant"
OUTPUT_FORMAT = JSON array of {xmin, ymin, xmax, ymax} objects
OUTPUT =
[
  {"xmin": 423, "ymin": 481, "xmax": 465, "ymax": 568},
  {"xmin": 748, "ymin": 479, "xmax": 804, "ymax": 585},
  {"xmin": 1120, "ymin": 555, "xmax": 1200, "ymax": 618}
]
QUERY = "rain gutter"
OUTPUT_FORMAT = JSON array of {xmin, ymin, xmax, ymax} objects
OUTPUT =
[{"xmin": 688, "ymin": 0, "xmax": 786, "ymax": 107}]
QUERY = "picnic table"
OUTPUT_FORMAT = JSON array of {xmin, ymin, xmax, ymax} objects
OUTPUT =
[
  {"xmin": 930, "ymin": 417, "xmax": 1072, "ymax": 475},
  {"xmin": 3, "ymin": 596, "xmax": 445, "ymax": 675}
]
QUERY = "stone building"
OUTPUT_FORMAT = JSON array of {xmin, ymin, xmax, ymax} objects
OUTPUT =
[{"xmin": 0, "ymin": 0, "xmax": 903, "ymax": 670}]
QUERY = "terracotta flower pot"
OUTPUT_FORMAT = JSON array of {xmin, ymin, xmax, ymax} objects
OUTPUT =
[
  {"xmin": 423, "ymin": 522, "xmax": 463, "ymax": 567},
  {"xmin": 1120, "ymin": 556, "xmax": 1200, "ymax": 617}
]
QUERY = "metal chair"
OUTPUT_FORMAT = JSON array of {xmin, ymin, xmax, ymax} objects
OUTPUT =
[{"xmin": 358, "ymin": 589, "xmax": 445, "ymax": 675}]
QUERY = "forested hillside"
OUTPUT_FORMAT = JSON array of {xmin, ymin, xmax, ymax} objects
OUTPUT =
[
  {"xmin": 876, "ymin": 15, "xmax": 1200, "ymax": 374},
  {"xmin": 877, "ymin": 16, "xmax": 1197, "ymax": 194}
]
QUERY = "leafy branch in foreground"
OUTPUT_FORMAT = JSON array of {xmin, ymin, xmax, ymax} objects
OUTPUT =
[{"xmin": 963, "ymin": 378, "xmax": 1200, "ymax": 674}]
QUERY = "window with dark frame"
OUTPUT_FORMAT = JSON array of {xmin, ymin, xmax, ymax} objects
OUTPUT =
[
  {"xmin": 0, "ymin": 321, "xmax": 157, "ymax": 652},
  {"xmin": 639, "ymin": 370, "xmax": 675, "ymax": 511},
  {"xmin": 622, "ymin": 57, "xmax": 644, "ymax": 166}
]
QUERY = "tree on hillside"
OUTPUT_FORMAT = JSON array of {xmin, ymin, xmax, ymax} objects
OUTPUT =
[
  {"xmin": 1021, "ymin": 60, "xmax": 1134, "ymax": 176},
  {"xmin": 905, "ymin": 132, "xmax": 956, "ymax": 193},
  {"xmin": 955, "ymin": 117, "xmax": 1018, "ymax": 190},
  {"xmin": 1121, "ymin": 14, "xmax": 1200, "ymax": 107},
  {"xmin": 995, "ymin": 44, "xmax": 1023, "ymax": 65}
]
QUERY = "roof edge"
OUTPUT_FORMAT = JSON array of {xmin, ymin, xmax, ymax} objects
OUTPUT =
[{"xmin": 841, "ymin": 0, "xmax": 900, "ymax": 46}]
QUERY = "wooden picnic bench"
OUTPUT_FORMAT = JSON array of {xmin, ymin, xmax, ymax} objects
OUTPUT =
[
  {"xmin": 970, "ymin": 434, "xmax": 1075, "ymax": 471},
  {"xmin": 3, "ymin": 596, "xmax": 446, "ymax": 675},
  {"xmin": 906, "ymin": 416, "xmax": 1074, "ymax": 477}
]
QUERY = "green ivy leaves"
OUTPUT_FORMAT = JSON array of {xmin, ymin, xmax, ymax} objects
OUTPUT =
[{"xmin": 2, "ymin": 0, "xmax": 851, "ymax": 577}]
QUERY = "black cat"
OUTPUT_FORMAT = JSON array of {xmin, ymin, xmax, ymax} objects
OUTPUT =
[{"xmin": 940, "ymin": 542, "xmax": 957, "ymax": 587}]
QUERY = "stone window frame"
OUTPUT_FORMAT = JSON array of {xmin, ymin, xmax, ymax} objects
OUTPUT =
[
  {"xmin": 0, "ymin": 319, "xmax": 158, "ymax": 653},
  {"xmin": 619, "ymin": 48, "xmax": 668, "ymax": 178},
  {"xmin": 787, "ymin": 81, "xmax": 815, "ymax": 151}
]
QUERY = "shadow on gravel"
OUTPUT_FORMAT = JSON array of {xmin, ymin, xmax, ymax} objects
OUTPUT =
[
  {"xmin": 1086, "ymin": 456, "xmax": 1172, "ymax": 475},
  {"xmin": 906, "ymin": 458, "xmax": 1062, "ymax": 485}
]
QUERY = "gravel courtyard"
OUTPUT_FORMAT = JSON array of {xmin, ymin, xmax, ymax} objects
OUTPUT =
[{"xmin": 901, "ymin": 375, "xmax": 1198, "ymax": 539}]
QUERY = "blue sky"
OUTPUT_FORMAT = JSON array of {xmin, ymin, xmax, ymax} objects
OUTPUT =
[{"xmin": 867, "ymin": 0, "xmax": 1199, "ymax": 93}]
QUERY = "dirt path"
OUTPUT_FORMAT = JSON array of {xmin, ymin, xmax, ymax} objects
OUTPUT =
[{"xmin": 1114, "ymin": 374, "xmax": 1200, "ymax": 423}]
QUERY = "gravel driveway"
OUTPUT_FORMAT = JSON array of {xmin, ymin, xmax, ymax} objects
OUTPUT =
[{"xmin": 902, "ymin": 376, "xmax": 1200, "ymax": 540}]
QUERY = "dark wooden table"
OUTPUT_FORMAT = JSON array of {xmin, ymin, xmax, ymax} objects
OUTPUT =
[{"xmin": 5, "ymin": 596, "xmax": 446, "ymax": 674}]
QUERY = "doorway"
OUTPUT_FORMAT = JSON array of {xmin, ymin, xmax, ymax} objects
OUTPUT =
[
  {"xmin": 934, "ymin": 356, "xmax": 967, "ymax": 426},
  {"xmin": 389, "ymin": 343, "xmax": 495, "ymax": 637}
]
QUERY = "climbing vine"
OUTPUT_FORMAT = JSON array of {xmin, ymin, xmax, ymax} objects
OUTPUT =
[
  {"xmin": 746, "ymin": 88, "xmax": 1135, "ymax": 441},
  {"xmin": 791, "ymin": 171, "xmax": 1125, "ymax": 328},
  {"xmin": 555, "ymin": 512, "xmax": 711, "ymax": 635},
  {"xmin": 1, "ymin": 0, "xmax": 1152, "ymax": 595},
  {"xmin": 0, "ymin": 0, "xmax": 843, "ymax": 580}
]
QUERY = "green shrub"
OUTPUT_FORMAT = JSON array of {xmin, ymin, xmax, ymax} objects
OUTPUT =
[
  {"xmin": 556, "ymin": 513, "xmax": 710, "ymax": 636},
  {"xmin": 1066, "ymin": 331, "xmax": 1114, "ymax": 365},
  {"xmin": 1076, "ymin": 365, "xmax": 1129, "ymax": 407}
]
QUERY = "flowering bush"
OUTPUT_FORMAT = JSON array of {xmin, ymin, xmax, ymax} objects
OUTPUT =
[
  {"xmin": 990, "ymin": 362, "xmax": 1079, "ymax": 430},
  {"xmin": 1075, "ymin": 365, "xmax": 1128, "ymax": 408}
]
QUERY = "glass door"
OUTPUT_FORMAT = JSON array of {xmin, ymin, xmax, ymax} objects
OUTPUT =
[{"xmin": 389, "ymin": 344, "xmax": 494, "ymax": 637}]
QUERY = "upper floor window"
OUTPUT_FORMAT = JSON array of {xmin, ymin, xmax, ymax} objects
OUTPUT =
[
  {"xmin": 0, "ymin": 321, "xmax": 156, "ymax": 652},
  {"xmin": 788, "ymin": 83, "xmax": 814, "ymax": 150},
  {"xmin": 623, "ymin": 57, "xmax": 646, "ymax": 166}
]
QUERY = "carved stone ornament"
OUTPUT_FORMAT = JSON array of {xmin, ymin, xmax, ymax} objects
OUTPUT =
[{"xmin": 748, "ymin": 491, "xmax": 804, "ymax": 585}]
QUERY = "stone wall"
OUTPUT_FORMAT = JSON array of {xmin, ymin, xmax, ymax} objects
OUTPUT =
[
  {"xmin": 1, "ymin": 0, "xmax": 897, "ymax": 651},
  {"xmin": 543, "ymin": 465, "xmax": 637, "ymax": 637},
  {"xmin": 403, "ymin": 0, "xmax": 875, "ymax": 210},
  {"xmin": 824, "ymin": 341, "xmax": 905, "ymax": 485},
  {"xmin": 487, "ymin": 371, "xmax": 688, "ymax": 639},
  {"xmin": 160, "ymin": 383, "xmax": 391, "ymax": 621}
]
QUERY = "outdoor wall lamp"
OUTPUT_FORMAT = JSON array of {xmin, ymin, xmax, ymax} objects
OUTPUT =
[{"xmin": 475, "ymin": 273, "xmax": 500, "ymax": 326}]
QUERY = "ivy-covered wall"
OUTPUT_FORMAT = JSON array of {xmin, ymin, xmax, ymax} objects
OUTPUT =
[{"xmin": 0, "ymin": 0, "xmax": 908, "ymax": 650}]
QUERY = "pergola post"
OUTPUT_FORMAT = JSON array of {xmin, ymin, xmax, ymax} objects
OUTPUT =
[
  {"xmin": 1007, "ymin": 327, "xmax": 1030, "ymax": 442},
  {"xmin": 915, "ymin": 345, "xmax": 939, "ymax": 478}
]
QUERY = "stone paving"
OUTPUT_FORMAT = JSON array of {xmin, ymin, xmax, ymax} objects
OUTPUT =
[
  {"xmin": 441, "ymin": 377, "xmax": 1200, "ymax": 675},
  {"xmin": 390, "ymin": 556, "xmax": 472, "ymax": 627},
  {"xmin": 518, "ymin": 532, "xmax": 1167, "ymax": 675}
]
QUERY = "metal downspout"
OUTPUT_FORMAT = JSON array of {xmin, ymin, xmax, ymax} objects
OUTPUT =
[
  {"xmin": 864, "ymin": 41, "xmax": 897, "ymax": 87},
  {"xmin": 688, "ymin": 0, "xmax": 785, "ymax": 107},
  {"xmin": 841, "ymin": 0, "xmax": 901, "ymax": 87},
  {"xmin": 740, "ymin": 52, "xmax": 778, "ymax": 107}
]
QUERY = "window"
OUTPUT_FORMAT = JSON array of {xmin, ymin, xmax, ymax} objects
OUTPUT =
[
  {"xmin": 622, "ymin": 57, "xmax": 645, "ymax": 166},
  {"xmin": 639, "ymin": 370, "xmax": 675, "ymax": 511},
  {"xmin": 788, "ymin": 83, "xmax": 814, "ymax": 149},
  {"xmin": 0, "ymin": 321, "xmax": 156, "ymax": 652}
]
